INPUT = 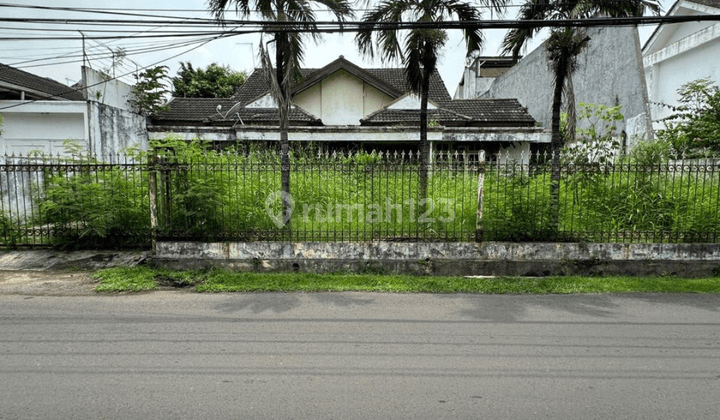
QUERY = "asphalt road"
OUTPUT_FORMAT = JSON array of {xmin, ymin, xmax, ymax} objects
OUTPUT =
[{"xmin": 1, "ymin": 289, "xmax": 720, "ymax": 419}]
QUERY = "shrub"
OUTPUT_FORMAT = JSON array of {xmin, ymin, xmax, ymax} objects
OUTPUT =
[
  {"xmin": 38, "ymin": 141, "xmax": 150, "ymax": 248},
  {"xmin": 656, "ymin": 78, "xmax": 720, "ymax": 158}
]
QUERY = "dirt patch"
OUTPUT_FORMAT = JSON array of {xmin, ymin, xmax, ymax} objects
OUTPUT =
[
  {"xmin": 155, "ymin": 275, "xmax": 195, "ymax": 289},
  {"xmin": 0, "ymin": 271, "xmax": 98, "ymax": 296}
]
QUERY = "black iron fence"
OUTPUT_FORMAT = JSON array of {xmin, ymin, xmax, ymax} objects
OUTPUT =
[
  {"xmin": 0, "ymin": 153, "xmax": 151, "ymax": 248},
  {"xmin": 1, "ymin": 148, "xmax": 719, "ymax": 248}
]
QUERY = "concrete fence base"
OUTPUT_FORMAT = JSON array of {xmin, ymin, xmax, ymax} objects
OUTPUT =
[{"xmin": 152, "ymin": 242, "xmax": 720, "ymax": 277}]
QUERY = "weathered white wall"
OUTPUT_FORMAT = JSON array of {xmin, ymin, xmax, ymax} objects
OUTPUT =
[
  {"xmin": 387, "ymin": 94, "xmax": 437, "ymax": 110},
  {"xmin": 149, "ymin": 125, "xmax": 549, "ymax": 149},
  {"xmin": 362, "ymin": 83, "xmax": 391, "ymax": 117},
  {"xmin": 1, "ymin": 100, "xmax": 147, "ymax": 158},
  {"xmin": 293, "ymin": 69, "xmax": 393, "ymax": 125},
  {"xmin": 481, "ymin": 25, "xmax": 653, "ymax": 142},
  {"xmin": 83, "ymin": 66, "xmax": 134, "ymax": 111},
  {"xmin": 0, "ymin": 101, "xmax": 87, "ymax": 155},
  {"xmin": 454, "ymin": 71, "xmax": 499, "ymax": 99},
  {"xmin": 87, "ymin": 101, "xmax": 148, "ymax": 157},
  {"xmin": 148, "ymin": 127, "xmax": 237, "ymax": 142},
  {"xmin": 293, "ymin": 84, "xmax": 321, "ymax": 117},
  {"xmin": 233, "ymin": 126, "xmax": 444, "ymax": 142}
]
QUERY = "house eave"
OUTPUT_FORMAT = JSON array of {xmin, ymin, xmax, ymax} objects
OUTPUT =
[
  {"xmin": 148, "ymin": 124, "xmax": 551, "ymax": 144},
  {"xmin": 0, "ymin": 82, "xmax": 77, "ymax": 101}
]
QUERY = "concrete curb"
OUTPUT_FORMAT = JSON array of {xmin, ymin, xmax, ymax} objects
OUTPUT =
[{"xmin": 152, "ymin": 241, "xmax": 720, "ymax": 277}]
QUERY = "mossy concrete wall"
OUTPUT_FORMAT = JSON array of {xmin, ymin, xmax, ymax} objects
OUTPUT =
[{"xmin": 153, "ymin": 242, "xmax": 720, "ymax": 277}]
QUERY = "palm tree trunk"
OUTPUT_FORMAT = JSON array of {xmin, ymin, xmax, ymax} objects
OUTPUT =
[
  {"xmin": 279, "ymin": 67, "xmax": 292, "ymax": 229},
  {"xmin": 274, "ymin": 8, "xmax": 292, "ymax": 229},
  {"xmin": 549, "ymin": 53, "xmax": 568, "ymax": 235},
  {"xmin": 564, "ymin": 72, "xmax": 576, "ymax": 144},
  {"xmin": 418, "ymin": 64, "xmax": 431, "ymax": 201}
]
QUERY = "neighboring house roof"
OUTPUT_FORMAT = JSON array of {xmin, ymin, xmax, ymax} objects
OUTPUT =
[
  {"xmin": 154, "ymin": 96, "xmax": 322, "ymax": 125},
  {"xmin": 643, "ymin": 0, "xmax": 720, "ymax": 52},
  {"xmin": 361, "ymin": 107, "xmax": 471, "ymax": 125},
  {"xmin": 0, "ymin": 62, "xmax": 84, "ymax": 101},
  {"xmin": 227, "ymin": 106, "xmax": 322, "ymax": 126},
  {"xmin": 156, "ymin": 97, "xmax": 237, "ymax": 122},
  {"xmin": 362, "ymin": 99, "xmax": 535, "ymax": 127},
  {"xmin": 446, "ymin": 99, "xmax": 536, "ymax": 126}
]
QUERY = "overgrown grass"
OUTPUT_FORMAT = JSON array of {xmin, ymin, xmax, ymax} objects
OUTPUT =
[
  {"xmin": 92, "ymin": 266, "xmax": 720, "ymax": 294},
  {"xmin": 7, "ymin": 138, "xmax": 718, "ymax": 247},
  {"xmin": 93, "ymin": 267, "xmax": 158, "ymax": 292},
  {"xmin": 93, "ymin": 266, "xmax": 203, "ymax": 292}
]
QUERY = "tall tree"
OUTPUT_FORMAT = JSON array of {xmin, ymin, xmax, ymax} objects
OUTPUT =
[
  {"xmin": 356, "ymin": 0, "xmax": 507, "ymax": 198},
  {"xmin": 172, "ymin": 62, "xmax": 247, "ymax": 98},
  {"xmin": 501, "ymin": 0, "xmax": 660, "ymax": 231},
  {"xmin": 131, "ymin": 66, "xmax": 171, "ymax": 116},
  {"xmin": 209, "ymin": 0, "xmax": 352, "ymax": 226}
]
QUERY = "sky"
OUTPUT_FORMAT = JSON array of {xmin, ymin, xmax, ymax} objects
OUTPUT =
[{"xmin": 0, "ymin": 0, "xmax": 676, "ymax": 97}]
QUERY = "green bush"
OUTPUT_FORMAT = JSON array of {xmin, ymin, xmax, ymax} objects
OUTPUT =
[
  {"xmin": 38, "ymin": 141, "xmax": 150, "ymax": 248},
  {"xmin": 0, "ymin": 212, "xmax": 21, "ymax": 247},
  {"xmin": 656, "ymin": 78, "xmax": 720, "ymax": 159}
]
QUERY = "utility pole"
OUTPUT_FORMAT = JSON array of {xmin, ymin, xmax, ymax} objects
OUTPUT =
[{"xmin": 79, "ymin": 31, "xmax": 89, "ymax": 69}]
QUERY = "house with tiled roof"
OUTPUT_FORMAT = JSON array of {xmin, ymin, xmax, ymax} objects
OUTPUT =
[
  {"xmin": 0, "ymin": 63, "xmax": 85, "ymax": 102},
  {"xmin": 0, "ymin": 63, "xmax": 147, "ymax": 156},
  {"xmin": 150, "ymin": 56, "xmax": 550, "ymax": 163},
  {"xmin": 643, "ymin": 0, "xmax": 720, "ymax": 126}
]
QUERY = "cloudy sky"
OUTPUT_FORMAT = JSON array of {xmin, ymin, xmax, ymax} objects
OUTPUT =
[{"xmin": 1, "ymin": 0, "xmax": 675, "ymax": 96}]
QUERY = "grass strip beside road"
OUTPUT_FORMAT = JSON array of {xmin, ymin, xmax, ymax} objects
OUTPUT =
[
  {"xmin": 92, "ymin": 267, "xmax": 720, "ymax": 294},
  {"xmin": 94, "ymin": 267, "xmax": 158, "ymax": 292}
]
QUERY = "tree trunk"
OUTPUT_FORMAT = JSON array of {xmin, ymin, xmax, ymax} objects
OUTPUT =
[
  {"xmin": 278, "ymin": 43, "xmax": 292, "ymax": 230},
  {"xmin": 564, "ymin": 72, "xmax": 576, "ymax": 144},
  {"xmin": 274, "ymin": 3, "xmax": 292, "ymax": 229},
  {"xmin": 549, "ymin": 52, "xmax": 568, "ymax": 235},
  {"xmin": 418, "ymin": 61, "xmax": 432, "ymax": 201}
]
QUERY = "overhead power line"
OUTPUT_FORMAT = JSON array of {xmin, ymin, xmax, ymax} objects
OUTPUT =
[
  {"xmin": 0, "ymin": 29, "xmax": 227, "ymax": 112},
  {"xmin": 0, "ymin": 15, "xmax": 717, "ymax": 39},
  {"xmin": 12, "ymin": 36, "xmax": 222, "ymax": 69}
]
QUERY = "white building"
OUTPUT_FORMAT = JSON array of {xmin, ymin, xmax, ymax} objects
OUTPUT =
[
  {"xmin": 643, "ymin": 0, "xmax": 720, "ymax": 126},
  {"xmin": 0, "ymin": 63, "xmax": 147, "ymax": 157}
]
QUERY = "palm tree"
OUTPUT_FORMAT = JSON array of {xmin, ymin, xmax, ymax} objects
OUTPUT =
[
  {"xmin": 501, "ymin": 0, "xmax": 660, "ymax": 231},
  {"xmin": 209, "ymin": 0, "xmax": 352, "ymax": 226},
  {"xmin": 356, "ymin": 0, "xmax": 507, "ymax": 198}
]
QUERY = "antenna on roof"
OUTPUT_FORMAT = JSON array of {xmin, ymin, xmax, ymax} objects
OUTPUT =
[{"xmin": 232, "ymin": 113, "xmax": 244, "ymax": 127}]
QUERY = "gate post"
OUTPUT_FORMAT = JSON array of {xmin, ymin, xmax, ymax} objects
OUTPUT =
[
  {"xmin": 475, "ymin": 150, "xmax": 486, "ymax": 243},
  {"xmin": 148, "ymin": 152, "xmax": 158, "ymax": 254}
]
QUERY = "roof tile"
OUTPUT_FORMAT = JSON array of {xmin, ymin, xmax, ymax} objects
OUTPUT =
[{"xmin": 0, "ymin": 63, "xmax": 84, "ymax": 101}]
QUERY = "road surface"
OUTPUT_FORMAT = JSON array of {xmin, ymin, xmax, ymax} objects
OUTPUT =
[{"xmin": 1, "ymin": 289, "xmax": 719, "ymax": 419}]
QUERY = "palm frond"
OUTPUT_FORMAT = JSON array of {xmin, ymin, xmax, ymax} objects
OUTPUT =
[
  {"xmin": 207, "ymin": 0, "xmax": 251, "ymax": 22},
  {"xmin": 501, "ymin": 0, "xmax": 555, "ymax": 60}
]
